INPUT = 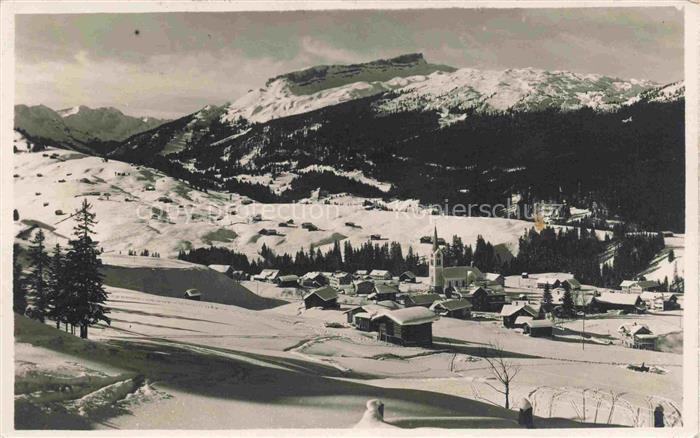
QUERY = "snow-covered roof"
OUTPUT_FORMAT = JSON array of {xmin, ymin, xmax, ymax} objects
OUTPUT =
[
  {"xmin": 484, "ymin": 273, "xmax": 503, "ymax": 281},
  {"xmin": 431, "ymin": 299, "xmax": 472, "ymax": 312},
  {"xmin": 278, "ymin": 274, "xmax": 299, "ymax": 282},
  {"xmin": 370, "ymin": 269, "xmax": 391, "ymax": 277},
  {"xmin": 500, "ymin": 303, "xmax": 539, "ymax": 317},
  {"xmin": 208, "ymin": 264, "xmax": 231, "ymax": 273},
  {"xmin": 405, "ymin": 293, "xmax": 441, "ymax": 305},
  {"xmin": 618, "ymin": 323, "xmax": 652, "ymax": 336},
  {"xmin": 525, "ymin": 319, "xmax": 553, "ymax": 328},
  {"xmin": 620, "ymin": 280, "xmax": 636, "ymax": 287},
  {"xmin": 185, "ymin": 288, "xmax": 201, "ymax": 297},
  {"xmin": 376, "ymin": 300, "xmax": 401, "ymax": 310},
  {"xmin": 303, "ymin": 286, "xmax": 338, "ymax": 302},
  {"xmin": 372, "ymin": 307, "xmax": 438, "ymax": 326},
  {"xmin": 596, "ymin": 293, "xmax": 642, "ymax": 306},
  {"xmin": 373, "ymin": 283, "xmax": 399, "ymax": 294},
  {"xmin": 400, "ymin": 271, "xmax": 417, "ymax": 279}
]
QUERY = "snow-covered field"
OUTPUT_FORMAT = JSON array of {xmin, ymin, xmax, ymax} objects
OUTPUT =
[
  {"xmin": 15, "ymin": 285, "xmax": 682, "ymax": 429},
  {"xmin": 13, "ymin": 149, "xmax": 540, "ymax": 260}
]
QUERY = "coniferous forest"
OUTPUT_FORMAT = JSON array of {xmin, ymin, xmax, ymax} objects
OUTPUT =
[{"xmin": 13, "ymin": 200, "xmax": 110, "ymax": 338}]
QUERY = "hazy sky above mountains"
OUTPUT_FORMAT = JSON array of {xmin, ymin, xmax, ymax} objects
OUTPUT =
[{"xmin": 16, "ymin": 7, "xmax": 683, "ymax": 119}]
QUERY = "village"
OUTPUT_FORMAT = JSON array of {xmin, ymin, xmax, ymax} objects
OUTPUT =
[{"xmin": 201, "ymin": 227, "xmax": 682, "ymax": 352}]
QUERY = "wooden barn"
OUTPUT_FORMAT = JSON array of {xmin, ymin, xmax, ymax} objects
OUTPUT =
[
  {"xmin": 369, "ymin": 270, "xmax": 393, "ymax": 281},
  {"xmin": 372, "ymin": 307, "xmax": 439, "ymax": 347},
  {"xmin": 500, "ymin": 303, "xmax": 541, "ymax": 328},
  {"xmin": 303, "ymin": 286, "xmax": 339, "ymax": 310},
  {"xmin": 277, "ymin": 275, "xmax": 299, "ymax": 287},
  {"xmin": 353, "ymin": 279, "xmax": 374, "ymax": 295},
  {"xmin": 640, "ymin": 292, "xmax": 678, "ymax": 311},
  {"xmin": 399, "ymin": 271, "xmax": 417, "ymax": 283},
  {"xmin": 593, "ymin": 293, "xmax": 645, "ymax": 314},
  {"xmin": 184, "ymin": 289, "xmax": 201, "ymax": 301},
  {"xmin": 343, "ymin": 301, "xmax": 400, "ymax": 324},
  {"xmin": 403, "ymin": 293, "xmax": 441, "ymax": 308},
  {"xmin": 430, "ymin": 299, "xmax": 472, "ymax": 319},
  {"xmin": 460, "ymin": 286, "xmax": 507, "ymax": 312},
  {"xmin": 300, "ymin": 272, "xmax": 327, "ymax": 288},
  {"xmin": 368, "ymin": 283, "xmax": 399, "ymax": 302},
  {"xmin": 523, "ymin": 319, "xmax": 554, "ymax": 337},
  {"xmin": 329, "ymin": 271, "xmax": 353, "ymax": 288}
]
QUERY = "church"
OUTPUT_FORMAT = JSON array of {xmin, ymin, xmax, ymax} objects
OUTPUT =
[{"xmin": 429, "ymin": 227, "xmax": 483, "ymax": 292}]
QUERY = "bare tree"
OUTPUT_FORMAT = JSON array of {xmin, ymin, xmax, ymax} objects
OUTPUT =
[{"xmin": 481, "ymin": 340, "xmax": 521, "ymax": 409}]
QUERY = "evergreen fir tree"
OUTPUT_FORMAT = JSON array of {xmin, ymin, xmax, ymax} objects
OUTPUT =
[
  {"xmin": 47, "ymin": 243, "xmax": 67, "ymax": 329},
  {"xmin": 26, "ymin": 230, "xmax": 50, "ymax": 322},
  {"xmin": 561, "ymin": 289, "xmax": 575, "ymax": 317},
  {"xmin": 65, "ymin": 199, "xmax": 110, "ymax": 339},
  {"xmin": 668, "ymin": 249, "xmax": 675, "ymax": 262},
  {"xmin": 13, "ymin": 244, "xmax": 27, "ymax": 315},
  {"xmin": 541, "ymin": 283, "xmax": 553, "ymax": 312}
]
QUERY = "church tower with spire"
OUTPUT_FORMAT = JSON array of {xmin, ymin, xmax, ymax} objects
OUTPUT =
[{"xmin": 429, "ymin": 226, "xmax": 444, "ymax": 292}]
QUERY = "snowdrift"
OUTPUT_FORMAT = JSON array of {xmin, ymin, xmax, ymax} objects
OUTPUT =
[{"xmin": 100, "ymin": 255, "xmax": 285, "ymax": 310}]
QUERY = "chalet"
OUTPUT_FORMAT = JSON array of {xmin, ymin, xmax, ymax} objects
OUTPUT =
[
  {"xmin": 300, "ymin": 272, "xmax": 327, "ymax": 288},
  {"xmin": 629, "ymin": 281, "xmax": 661, "ymax": 294},
  {"xmin": 619, "ymin": 280, "xmax": 637, "ymax": 292},
  {"xmin": 258, "ymin": 228, "xmax": 278, "ymax": 236},
  {"xmin": 620, "ymin": 280, "xmax": 660, "ymax": 293},
  {"xmin": 368, "ymin": 284, "xmax": 399, "ymax": 302},
  {"xmin": 459, "ymin": 285, "xmax": 506, "ymax": 312},
  {"xmin": 303, "ymin": 286, "xmax": 339, "ymax": 310},
  {"xmin": 344, "ymin": 301, "xmax": 401, "ymax": 328},
  {"xmin": 399, "ymin": 271, "xmax": 417, "ymax": 283},
  {"xmin": 593, "ymin": 293, "xmax": 645, "ymax": 314},
  {"xmin": 420, "ymin": 236, "xmax": 433, "ymax": 244},
  {"xmin": 523, "ymin": 319, "xmax": 554, "ymax": 337},
  {"xmin": 353, "ymin": 279, "xmax": 374, "ymax": 295},
  {"xmin": 500, "ymin": 303, "xmax": 541, "ymax": 328},
  {"xmin": 403, "ymin": 293, "xmax": 441, "ymax": 308},
  {"xmin": 430, "ymin": 299, "xmax": 472, "ymax": 319},
  {"xmin": 208, "ymin": 264, "xmax": 233, "ymax": 277},
  {"xmin": 252, "ymin": 269, "xmax": 280, "ymax": 282},
  {"xmin": 372, "ymin": 307, "xmax": 439, "ymax": 347},
  {"xmin": 640, "ymin": 292, "xmax": 678, "ymax": 311},
  {"xmin": 370, "ymin": 234, "xmax": 382, "ymax": 240},
  {"xmin": 329, "ymin": 271, "xmax": 353, "ymax": 289},
  {"xmin": 354, "ymin": 270, "xmax": 370, "ymax": 279},
  {"xmin": 277, "ymin": 275, "xmax": 300, "ymax": 287},
  {"xmin": 618, "ymin": 323, "xmax": 658, "ymax": 350},
  {"xmin": 184, "ymin": 289, "xmax": 201, "ymax": 301},
  {"xmin": 369, "ymin": 269, "xmax": 392, "ymax": 281}
]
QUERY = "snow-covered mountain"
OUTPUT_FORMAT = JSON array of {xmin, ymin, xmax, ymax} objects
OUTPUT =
[
  {"xmin": 14, "ymin": 104, "xmax": 168, "ymax": 153},
  {"xmin": 220, "ymin": 54, "xmax": 671, "ymax": 126}
]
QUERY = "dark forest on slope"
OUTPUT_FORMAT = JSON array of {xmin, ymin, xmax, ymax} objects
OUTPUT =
[{"xmin": 112, "ymin": 93, "xmax": 684, "ymax": 232}]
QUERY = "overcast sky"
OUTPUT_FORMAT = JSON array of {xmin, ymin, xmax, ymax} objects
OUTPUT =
[{"xmin": 15, "ymin": 8, "xmax": 684, "ymax": 119}]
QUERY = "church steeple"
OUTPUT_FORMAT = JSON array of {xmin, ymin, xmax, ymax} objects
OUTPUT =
[{"xmin": 432, "ymin": 226, "xmax": 439, "ymax": 252}]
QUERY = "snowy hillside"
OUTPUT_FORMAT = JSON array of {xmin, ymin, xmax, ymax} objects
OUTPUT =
[{"xmin": 13, "ymin": 148, "xmax": 538, "ymax": 260}]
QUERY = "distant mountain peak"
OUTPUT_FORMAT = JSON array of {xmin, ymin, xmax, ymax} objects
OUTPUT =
[{"xmin": 266, "ymin": 52, "xmax": 456, "ymax": 96}]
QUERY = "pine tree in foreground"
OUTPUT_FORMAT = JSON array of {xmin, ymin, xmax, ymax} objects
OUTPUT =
[
  {"xmin": 65, "ymin": 199, "xmax": 110, "ymax": 339},
  {"xmin": 26, "ymin": 229, "xmax": 50, "ymax": 322},
  {"xmin": 13, "ymin": 244, "xmax": 27, "ymax": 315},
  {"xmin": 47, "ymin": 243, "xmax": 67, "ymax": 329}
]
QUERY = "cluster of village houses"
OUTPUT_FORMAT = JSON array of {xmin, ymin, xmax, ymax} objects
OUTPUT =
[{"xmin": 203, "ymin": 228, "xmax": 679, "ymax": 350}]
